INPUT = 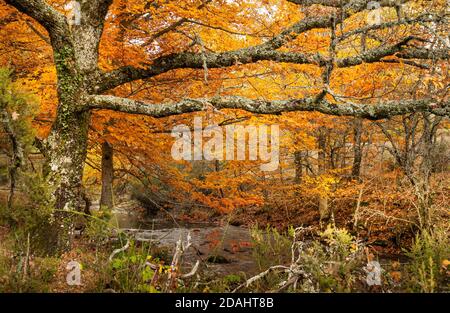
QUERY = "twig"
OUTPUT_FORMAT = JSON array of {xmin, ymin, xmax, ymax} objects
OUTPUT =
[
  {"xmin": 109, "ymin": 239, "xmax": 130, "ymax": 262},
  {"xmin": 232, "ymin": 265, "xmax": 289, "ymax": 293},
  {"xmin": 354, "ymin": 185, "xmax": 364, "ymax": 228},
  {"xmin": 22, "ymin": 232, "xmax": 30, "ymax": 281},
  {"xmin": 181, "ymin": 260, "xmax": 200, "ymax": 279}
]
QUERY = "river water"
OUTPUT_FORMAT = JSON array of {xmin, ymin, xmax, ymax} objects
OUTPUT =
[{"xmin": 111, "ymin": 202, "xmax": 259, "ymax": 276}]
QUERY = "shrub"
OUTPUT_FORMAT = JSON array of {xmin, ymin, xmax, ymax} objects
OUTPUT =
[
  {"xmin": 244, "ymin": 225, "xmax": 366, "ymax": 292},
  {"xmin": 404, "ymin": 227, "xmax": 449, "ymax": 292},
  {"xmin": 0, "ymin": 173, "xmax": 56, "ymax": 255},
  {"xmin": 250, "ymin": 224, "xmax": 292, "ymax": 271},
  {"xmin": 106, "ymin": 240, "xmax": 172, "ymax": 293}
]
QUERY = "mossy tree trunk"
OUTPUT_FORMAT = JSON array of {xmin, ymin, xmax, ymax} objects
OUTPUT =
[
  {"xmin": 3, "ymin": 0, "xmax": 114, "ymax": 250},
  {"xmin": 44, "ymin": 45, "xmax": 91, "ymax": 249}
]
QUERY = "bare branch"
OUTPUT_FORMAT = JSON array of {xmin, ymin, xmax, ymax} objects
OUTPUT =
[
  {"xmin": 108, "ymin": 239, "xmax": 130, "ymax": 262},
  {"xmin": 88, "ymin": 94, "xmax": 449, "ymax": 120}
]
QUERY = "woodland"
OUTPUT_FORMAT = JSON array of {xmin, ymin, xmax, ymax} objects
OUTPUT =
[{"xmin": 0, "ymin": 0, "xmax": 449, "ymax": 293}]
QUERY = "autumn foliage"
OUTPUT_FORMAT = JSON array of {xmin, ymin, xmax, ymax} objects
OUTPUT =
[{"xmin": 0, "ymin": 0, "xmax": 448, "ymax": 286}]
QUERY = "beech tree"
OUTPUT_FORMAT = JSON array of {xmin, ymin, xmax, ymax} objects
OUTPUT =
[{"xmin": 2, "ymin": 0, "xmax": 449, "ymax": 239}]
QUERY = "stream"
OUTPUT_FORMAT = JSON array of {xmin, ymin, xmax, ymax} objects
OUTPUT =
[{"xmin": 111, "ymin": 201, "xmax": 259, "ymax": 276}]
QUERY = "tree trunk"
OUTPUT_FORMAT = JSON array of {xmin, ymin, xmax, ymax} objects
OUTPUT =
[
  {"xmin": 45, "ymin": 101, "xmax": 91, "ymax": 251},
  {"xmin": 44, "ymin": 40, "xmax": 92, "ymax": 211},
  {"xmin": 351, "ymin": 118, "xmax": 363, "ymax": 179},
  {"xmin": 317, "ymin": 127, "xmax": 330, "ymax": 222},
  {"xmin": 47, "ymin": 113, "xmax": 90, "ymax": 208},
  {"xmin": 414, "ymin": 113, "xmax": 440, "ymax": 229},
  {"xmin": 1, "ymin": 111, "xmax": 23, "ymax": 209},
  {"xmin": 294, "ymin": 151, "xmax": 303, "ymax": 184},
  {"xmin": 100, "ymin": 141, "xmax": 114, "ymax": 209},
  {"xmin": 294, "ymin": 150, "xmax": 303, "ymax": 198}
]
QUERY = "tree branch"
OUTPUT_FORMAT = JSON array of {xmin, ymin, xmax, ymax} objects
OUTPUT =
[
  {"xmin": 337, "ymin": 35, "xmax": 419, "ymax": 67},
  {"xmin": 287, "ymin": 0, "xmax": 408, "ymax": 7},
  {"xmin": 287, "ymin": 0, "xmax": 347, "ymax": 7},
  {"xmin": 397, "ymin": 48, "xmax": 450, "ymax": 60},
  {"xmin": 4, "ymin": 0, "xmax": 67, "ymax": 36},
  {"xmin": 95, "ymin": 37, "xmax": 448, "ymax": 93},
  {"xmin": 81, "ymin": 0, "xmax": 113, "ymax": 27},
  {"xmin": 141, "ymin": 0, "xmax": 213, "ymax": 46},
  {"xmin": 96, "ymin": 0, "xmax": 388, "ymax": 92},
  {"xmin": 94, "ymin": 0, "xmax": 441, "ymax": 93},
  {"xmin": 94, "ymin": 49, "xmax": 326, "ymax": 92},
  {"xmin": 88, "ymin": 94, "xmax": 449, "ymax": 120}
]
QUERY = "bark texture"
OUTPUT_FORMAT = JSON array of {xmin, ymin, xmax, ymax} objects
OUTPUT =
[{"xmin": 100, "ymin": 141, "xmax": 114, "ymax": 209}]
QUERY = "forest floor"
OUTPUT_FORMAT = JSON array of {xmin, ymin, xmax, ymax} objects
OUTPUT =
[{"xmin": 0, "ymin": 184, "xmax": 448, "ymax": 293}]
